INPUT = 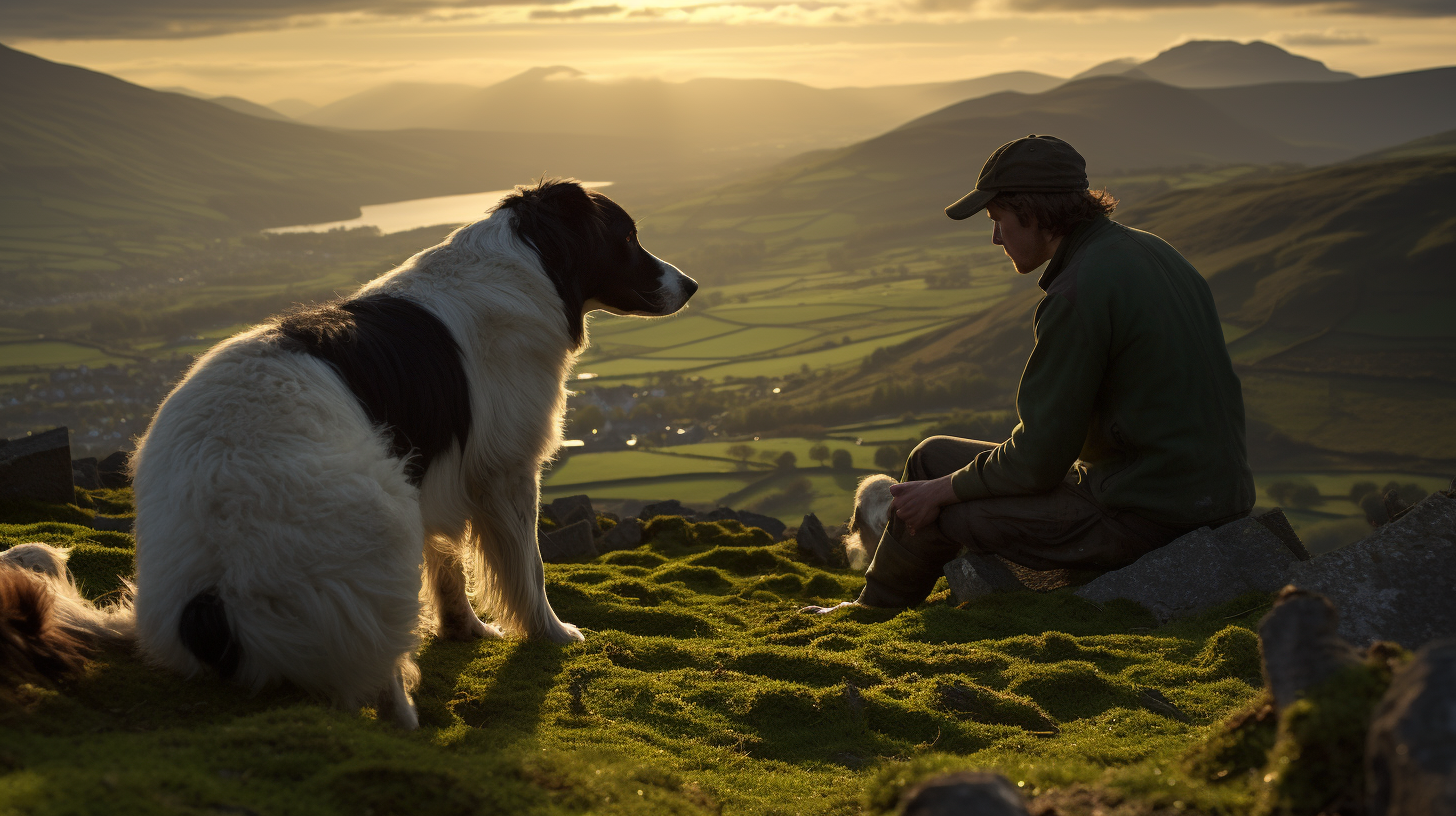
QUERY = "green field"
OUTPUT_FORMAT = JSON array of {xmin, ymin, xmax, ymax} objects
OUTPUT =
[
  {"xmin": 0, "ymin": 488, "xmax": 1393, "ymax": 815},
  {"xmin": 0, "ymin": 340, "xmax": 136, "ymax": 368}
]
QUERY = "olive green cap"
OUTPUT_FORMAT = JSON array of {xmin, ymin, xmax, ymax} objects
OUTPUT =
[{"xmin": 945, "ymin": 134, "xmax": 1089, "ymax": 220}]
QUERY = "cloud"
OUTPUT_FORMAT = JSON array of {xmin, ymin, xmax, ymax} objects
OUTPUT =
[
  {"xmin": 0, "ymin": 0, "xmax": 567, "ymax": 40},
  {"xmin": 912, "ymin": 0, "xmax": 1456, "ymax": 16},
  {"xmin": 529, "ymin": 4, "xmax": 623, "ymax": 17},
  {"xmin": 1278, "ymin": 29, "xmax": 1378, "ymax": 45}
]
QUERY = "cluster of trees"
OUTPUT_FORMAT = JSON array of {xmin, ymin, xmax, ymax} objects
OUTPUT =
[
  {"xmin": 723, "ymin": 443, "xmax": 855, "ymax": 471},
  {"xmin": 1265, "ymin": 478, "xmax": 1431, "ymax": 527}
]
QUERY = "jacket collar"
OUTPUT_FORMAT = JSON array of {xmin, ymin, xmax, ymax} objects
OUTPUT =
[{"xmin": 1037, "ymin": 215, "xmax": 1112, "ymax": 292}]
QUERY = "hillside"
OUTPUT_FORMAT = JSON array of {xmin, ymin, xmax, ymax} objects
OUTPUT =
[
  {"xmin": 1075, "ymin": 40, "xmax": 1357, "ymax": 87},
  {"xmin": 0, "ymin": 45, "xmax": 672, "ymax": 290},
  {"xmin": 299, "ymin": 67, "xmax": 1065, "ymax": 157},
  {"xmin": 766, "ymin": 141, "xmax": 1456, "ymax": 469}
]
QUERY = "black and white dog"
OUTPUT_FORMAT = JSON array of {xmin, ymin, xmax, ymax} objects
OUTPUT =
[{"xmin": 124, "ymin": 179, "xmax": 695, "ymax": 728}]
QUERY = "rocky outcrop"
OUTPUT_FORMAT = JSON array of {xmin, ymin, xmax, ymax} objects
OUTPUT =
[
  {"xmin": 539, "ymin": 519, "xmax": 597, "ymax": 562},
  {"xmin": 0, "ymin": 428, "xmax": 74, "ymax": 504},
  {"xmin": 1259, "ymin": 587, "xmax": 1364, "ymax": 711},
  {"xmin": 944, "ymin": 553, "xmax": 1024, "ymax": 605},
  {"xmin": 1074, "ymin": 513, "xmax": 1305, "ymax": 622},
  {"xmin": 1367, "ymin": 639, "xmax": 1456, "ymax": 816},
  {"xmin": 899, "ymin": 771, "xmax": 1028, "ymax": 816},
  {"xmin": 1290, "ymin": 493, "xmax": 1456, "ymax": 649}
]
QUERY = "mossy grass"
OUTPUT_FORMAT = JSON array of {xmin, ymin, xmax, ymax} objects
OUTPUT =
[{"xmin": 0, "ymin": 489, "xmax": 1378, "ymax": 814}]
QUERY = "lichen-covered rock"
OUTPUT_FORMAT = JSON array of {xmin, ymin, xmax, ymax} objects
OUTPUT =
[
  {"xmin": 71, "ymin": 458, "xmax": 100, "ymax": 490},
  {"xmin": 899, "ymin": 771, "xmax": 1028, "ymax": 816},
  {"xmin": 96, "ymin": 450, "xmax": 130, "ymax": 489},
  {"xmin": 1258, "ymin": 588, "xmax": 1364, "ymax": 712},
  {"xmin": 0, "ymin": 427, "xmax": 73, "ymax": 504},
  {"xmin": 1075, "ymin": 516, "xmax": 1298, "ymax": 622},
  {"xmin": 1367, "ymin": 639, "xmax": 1456, "ymax": 816},
  {"xmin": 1290, "ymin": 493, "xmax": 1456, "ymax": 649},
  {"xmin": 638, "ymin": 499, "xmax": 690, "ymax": 521},
  {"xmin": 795, "ymin": 513, "xmax": 835, "ymax": 565}
]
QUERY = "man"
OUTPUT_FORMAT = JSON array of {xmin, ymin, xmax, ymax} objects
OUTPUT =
[{"xmin": 812, "ymin": 134, "xmax": 1255, "ymax": 612}]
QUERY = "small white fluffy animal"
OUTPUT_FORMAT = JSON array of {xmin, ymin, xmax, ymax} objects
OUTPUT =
[
  {"xmin": 845, "ymin": 474, "xmax": 896, "ymax": 571},
  {"xmin": 110, "ymin": 179, "xmax": 695, "ymax": 728}
]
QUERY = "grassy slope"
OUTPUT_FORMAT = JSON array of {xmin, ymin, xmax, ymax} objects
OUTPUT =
[{"xmin": 0, "ymin": 489, "xmax": 1301, "ymax": 815}]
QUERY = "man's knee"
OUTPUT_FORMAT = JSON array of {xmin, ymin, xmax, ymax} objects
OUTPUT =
[{"xmin": 903, "ymin": 435, "xmax": 995, "ymax": 482}]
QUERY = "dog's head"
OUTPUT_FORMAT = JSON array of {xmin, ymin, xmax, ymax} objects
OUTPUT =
[{"xmin": 495, "ymin": 179, "xmax": 697, "ymax": 346}]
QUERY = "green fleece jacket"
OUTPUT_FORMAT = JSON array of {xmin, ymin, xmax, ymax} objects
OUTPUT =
[{"xmin": 950, "ymin": 216, "xmax": 1256, "ymax": 526}]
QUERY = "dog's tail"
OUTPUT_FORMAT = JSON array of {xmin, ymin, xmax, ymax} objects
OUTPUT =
[
  {"xmin": 0, "ymin": 544, "xmax": 136, "ymax": 685},
  {"xmin": 178, "ymin": 591, "xmax": 240, "ymax": 678}
]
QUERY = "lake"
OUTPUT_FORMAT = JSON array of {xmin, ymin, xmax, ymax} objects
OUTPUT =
[{"xmin": 264, "ymin": 182, "xmax": 613, "ymax": 235}]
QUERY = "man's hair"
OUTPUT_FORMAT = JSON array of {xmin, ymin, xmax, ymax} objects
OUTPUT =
[{"xmin": 991, "ymin": 189, "xmax": 1118, "ymax": 237}]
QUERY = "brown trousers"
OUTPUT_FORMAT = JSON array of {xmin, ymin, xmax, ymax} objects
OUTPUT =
[{"xmin": 859, "ymin": 436, "xmax": 1212, "ymax": 608}]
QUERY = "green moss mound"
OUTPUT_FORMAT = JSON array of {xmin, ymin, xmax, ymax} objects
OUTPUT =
[{"xmin": 0, "ymin": 497, "xmax": 1343, "ymax": 814}]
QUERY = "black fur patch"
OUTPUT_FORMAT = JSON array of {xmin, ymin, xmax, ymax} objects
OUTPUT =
[
  {"xmin": 179, "ymin": 591, "xmax": 240, "ymax": 679},
  {"xmin": 496, "ymin": 179, "xmax": 691, "ymax": 346},
  {"xmin": 273, "ymin": 294, "xmax": 471, "ymax": 486}
]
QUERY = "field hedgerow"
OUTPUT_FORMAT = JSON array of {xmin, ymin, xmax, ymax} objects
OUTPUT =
[{"xmin": 0, "ymin": 489, "xmax": 1390, "ymax": 815}]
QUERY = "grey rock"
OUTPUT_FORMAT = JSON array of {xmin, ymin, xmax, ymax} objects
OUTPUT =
[
  {"xmin": 539, "ymin": 519, "xmax": 598, "ymax": 562},
  {"xmin": 1254, "ymin": 507, "xmax": 1311, "ymax": 561},
  {"xmin": 97, "ymin": 450, "xmax": 131, "ymax": 489},
  {"xmin": 599, "ymin": 517, "xmax": 643, "ymax": 552},
  {"xmin": 1075, "ymin": 516, "xmax": 1297, "ymax": 623},
  {"xmin": 550, "ymin": 494, "xmax": 595, "ymax": 528},
  {"xmin": 795, "ymin": 513, "xmax": 835, "ymax": 565},
  {"xmin": 944, "ymin": 553, "xmax": 1023, "ymax": 604},
  {"xmin": 899, "ymin": 771, "xmax": 1028, "ymax": 816},
  {"xmin": 1258, "ymin": 588, "xmax": 1363, "ymax": 711},
  {"xmin": 1367, "ymin": 639, "xmax": 1456, "ymax": 816},
  {"xmin": 638, "ymin": 499, "xmax": 691, "ymax": 521},
  {"xmin": 0, "ymin": 427, "xmax": 74, "ymax": 504},
  {"xmin": 734, "ymin": 510, "xmax": 786, "ymax": 540},
  {"xmin": 71, "ymin": 457, "xmax": 101, "ymax": 490},
  {"xmin": 1137, "ymin": 687, "xmax": 1192, "ymax": 723},
  {"xmin": 1290, "ymin": 493, "xmax": 1456, "ymax": 649},
  {"xmin": 92, "ymin": 515, "xmax": 135, "ymax": 533}
]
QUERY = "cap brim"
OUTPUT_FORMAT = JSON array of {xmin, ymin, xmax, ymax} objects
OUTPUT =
[{"xmin": 945, "ymin": 188, "xmax": 997, "ymax": 220}]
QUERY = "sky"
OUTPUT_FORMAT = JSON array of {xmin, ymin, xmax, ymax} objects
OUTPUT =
[{"xmin": 4, "ymin": 0, "xmax": 1454, "ymax": 106}]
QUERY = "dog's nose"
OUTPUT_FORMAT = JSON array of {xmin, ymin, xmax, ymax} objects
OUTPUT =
[{"xmin": 682, "ymin": 276, "xmax": 699, "ymax": 300}]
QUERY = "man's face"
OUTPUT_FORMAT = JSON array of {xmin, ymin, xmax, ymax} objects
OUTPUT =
[{"xmin": 987, "ymin": 203, "xmax": 1058, "ymax": 275}]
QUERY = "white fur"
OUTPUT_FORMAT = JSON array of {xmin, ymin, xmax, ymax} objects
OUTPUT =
[
  {"xmin": 0, "ymin": 543, "xmax": 135, "ymax": 639},
  {"xmin": 845, "ymin": 474, "xmax": 896, "ymax": 572},
  {"xmin": 116, "ymin": 209, "xmax": 690, "ymax": 728}
]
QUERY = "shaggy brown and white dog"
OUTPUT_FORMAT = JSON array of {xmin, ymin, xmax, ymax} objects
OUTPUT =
[
  {"xmin": 21, "ymin": 180, "xmax": 694, "ymax": 728},
  {"xmin": 0, "ymin": 544, "xmax": 130, "ymax": 687},
  {"xmin": 845, "ymin": 474, "xmax": 896, "ymax": 571}
]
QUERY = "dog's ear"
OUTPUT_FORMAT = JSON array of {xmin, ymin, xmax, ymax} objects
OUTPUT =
[{"xmin": 495, "ymin": 179, "xmax": 605, "ymax": 346}]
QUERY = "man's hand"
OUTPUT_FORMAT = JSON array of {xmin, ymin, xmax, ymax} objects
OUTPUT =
[{"xmin": 889, "ymin": 474, "xmax": 959, "ymax": 536}]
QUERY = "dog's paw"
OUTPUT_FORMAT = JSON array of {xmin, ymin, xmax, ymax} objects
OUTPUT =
[
  {"xmin": 439, "ymin": 612, "xmax": 503, "ymax": 641},
  {"xmin": 543, "ymin": 621, "xmax": 585, "ymax": 644}
]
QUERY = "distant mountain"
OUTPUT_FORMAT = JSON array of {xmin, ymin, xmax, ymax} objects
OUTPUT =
[
  {"xmin": 155, "ymin": 85, "xmax": 293, "ymax": 121},
  {"xmin": 1075, "ymin": 40, "xmax": 1356, "ymax": 88},
  {"xmin": 300, "ymin": 68, "xmax": 1065, "ymax": 158},
  {"xmin": 267, "ymin": 98, "xmax": 319, "ymax": 119},
  {"xmin": 1193, "ymin": 67, "xmax": 1456, "ymax": 156}
]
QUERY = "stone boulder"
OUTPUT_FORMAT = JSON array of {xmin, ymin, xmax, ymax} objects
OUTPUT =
[
  {"xmin": 1258, "ymin": 588, "xmax": 1364, "ymax": 711},
  {"xmin": 944, "ymin": 553, "xmax": 1024, "ymax": 605},
  {"xmin": 0, "ymin": 427, "xmax": 74, "ymax": 504},
  {"xmin": 97, "ymin": 450, "xmax": 131, "ymax": 489},
  {"xmin": 1075, "ymin": 513, "xmax": 1305, "ymax": 623},
  {"xmin": 734, "ymin": 510, "xmax": 787, "ymax": 540},
  {"xmin": 599, "ymin": 517, "xmax": 643, "ymax": 553},
  {"xmin": 539, "ymin": 519, "xmax": 598, "ymax": 562},
  {"xmin": 549, "ymin": 494, "xmax": 595, "ymax": 528},
  {"xmin": 71, "ymin": 457, "xmax": 101, "ymax": 490},
  {"xmin": 898, "ymin": 771, "xmax": 1028, "ymax": 816},
  {"xmin": 1290, "ymin": 493, "xmax": 1456, "ymax": 649},
  {"xmin": 1366, "ymin": 639, "xmax": 1456, "ymax": 816},
  {"xmin": 92, "ymin": 515, "xmax": 134, "ymax": 533},
  {"xmin": 638, "ymin": 499, "xmax": 691, "ymax": 521},
  {"xmin": 795, "ymin": 513, "xmax": 837, "ymax": 566}
]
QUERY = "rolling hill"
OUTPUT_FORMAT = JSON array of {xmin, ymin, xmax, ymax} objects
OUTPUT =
[
  {"xmin": 0, "ymin": 45, "xmax": 696, "ymax": 289},
  {"xmin": 298, "ymin": 67, "xmax": 1066, "ymax": 158},
  {"xmin": 1074, "ymin": 40, "xmax": 1356, "ymax": 87}
]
